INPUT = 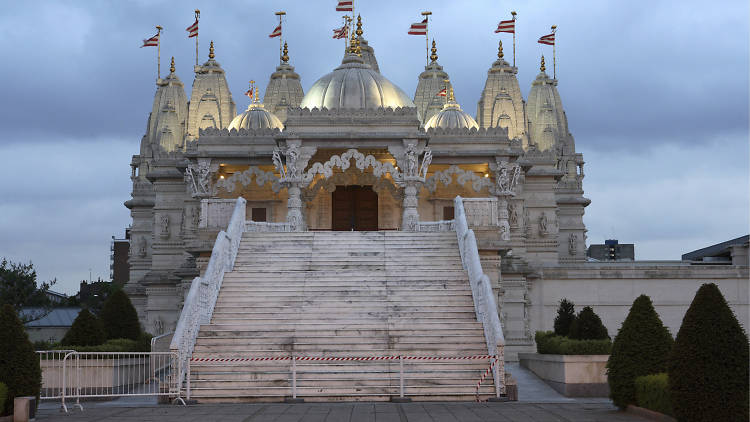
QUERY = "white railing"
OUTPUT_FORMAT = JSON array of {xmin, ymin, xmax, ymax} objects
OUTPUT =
[
  {"xmin": 416, "ymin": 220, "xmax": 455, "ymax": 232},
  {"xmin": 171, "ymin": 197, "xmax": 246, "ymax": 389},
  {"xmin": 453, "ymin": 196, "xmax": 506, "ymax": 397},
  {"xmin": 37, "ymin": 351, "xmax": 181, "ymax": 412},
  {"xmin": 150, "ymin": 331, "xmax": 174, "ymax": 352},
  {"xmin": 245, "ymin": 221, "xmax": 292, "ymax": 232}
]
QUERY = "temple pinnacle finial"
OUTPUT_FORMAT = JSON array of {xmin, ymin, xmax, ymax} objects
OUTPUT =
[
  {"xmin": 356, "ymin": 14, "xmax": 363, "ymax": 37},
  {"xmin": 498, "ymin": 40, "xmax": 504, "ymax": 59},
  {"xmin": 540, "ymin": 55, "xmax": 546, "ymax": 72},
  {"xmin": 448, "ymin": 85, "xmax": 455, "ymax": 103},
  {"xmin": 169, "ymin": 57, "xmax": 175, "ymax": 73},
  {"xmin": 349, "ymin": 31, "xmax": 357, "ymax": 54},
  {"xmin": 430, "ymin": 40, "xmax": 438, "ymax": 62},
  {"xmin": 281, "ymin": 42, "xmax": 289, "ymax": 63},
  {"xmin": 209, "ymin": 41, "xmax": 215, "ymax": 59}
]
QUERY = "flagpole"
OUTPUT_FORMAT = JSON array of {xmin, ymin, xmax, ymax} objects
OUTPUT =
[
  {"xmin": 194, "ymin": 10, "xmax": 200, "ymax": 66},
  {"xmin": 551, "ymin": 25, "xmax": 557, "ymax": 79},
  {"xmin": 276, "ymin": 11, "xmax": 286, "ymax": 64},
  {"xmin": 511, "ymin": 11, "xmax": 517, "ymax": 67},
  {"xmin": 422, "ymin": 11, "xmax": 431, "ymax": 66},
  {"xmin": 156, "ymin": 25, "xmax": 162, "ymax": 81},
  {"xmin": 344, "ymin": 15, "xmax": 352, "ymax": 53}
]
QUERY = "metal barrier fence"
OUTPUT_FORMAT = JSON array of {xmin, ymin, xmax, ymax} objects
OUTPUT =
[
  {"xmin": 37, "ymin": 351, "xmax": 181, "ymax": 412},
  {"xmin": 187, "ymin": 355, "xmax": 500, "ymax": 401}
]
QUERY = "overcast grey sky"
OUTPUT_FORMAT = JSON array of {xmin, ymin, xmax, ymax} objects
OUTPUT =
[{"xmin": 0, "ymin": 0, "xmax": 747, "ymax": 295}]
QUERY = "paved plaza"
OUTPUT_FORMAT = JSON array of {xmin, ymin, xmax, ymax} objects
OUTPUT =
[{"xmin": 37, "ymin": 401, "xmax": 647, "ymax": 422}]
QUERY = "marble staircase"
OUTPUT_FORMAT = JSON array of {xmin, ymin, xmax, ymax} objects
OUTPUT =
[{"xmin": 188, "ymin": 231, "xmax": 498, "ymax": 401}]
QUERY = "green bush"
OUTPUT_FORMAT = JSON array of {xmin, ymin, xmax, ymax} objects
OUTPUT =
[
  {"xmin": 0, "ymin": 382, "xmax": 7, "ymax": 417},
  {"xmin": 54, "ymin": 338, "xmax": 149, "ymax": 353},
  {"xmin": 0, "ymin": 304, "xmax": 42, "ymax": 415},
  {"xmin": 99, "ymin": 289, "xmax": 141, "ymax": 341},
  {"xmin": 569, "ymin": 306, "xmax": 609, "ymax": 340},
  {"xmin": 668, "ymin": 283, "xmax": 749, "ymax": 422},
  {"xmin": 634, "ymin": 373, "xmax": 672, "ymax": 416},
  {"xmin": 535, "ymin": 331, "xmax": 612, "ymax": 355},
  {"xmin": 553, "ymin": 299, "xmax": 576, "ymax": 337},
  {"xmin": 61, "ymin": 309, "xmax": 106, "ymax": 346},
  {"xmin": 606, "ymin": 295, "xmax": 673, "ymax": 408}
]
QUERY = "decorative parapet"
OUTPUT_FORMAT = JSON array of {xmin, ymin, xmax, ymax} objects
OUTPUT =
[
  {"xmin": 199, "ymin": 198, "xmax": 237, "ymax": 229},
  {"xmin": 462, "ymin": 197, "xmax": 499, "ymax": 228},
  {"xmin": 198, "ymin": 127, "xmax": 282, "ymax": 137},
  {"xmin": 416, "ymin": 220, "xmax": 455, "ymax": 232},
  {"xmin": 425, "ymin": 165, "xmax": 494, "ymax": 193},
  {"xmin": 245, "ymin": 221, "xmax": 292, "ymax": 232},
  {"xmin": 284, "ymin": 106, "xmax": 421, "ymax": 128},
  {"xmin": 426, "ymin": 126, "xmax": 509, "ymax": 137}
]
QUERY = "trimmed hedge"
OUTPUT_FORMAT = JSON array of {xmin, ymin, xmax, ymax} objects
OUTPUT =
[
  {"xmin": 634, "ymin": 373, "xmax": 672, "ymax": 417},
  {"xmin": 54, "ymin": 337, "xmax": 151, "ymax": 353},
  {"xmin": 99, "ymin": 289, "xmax": 141, "ymax": 341},
  {"xmin": 553, "ymin": 299, "xmax": 576, "ymax": 337},
  {"xmin": 0, "ymin": 382, "xmax": 7, "ymax": 417},
  {"xmin": 569, "ymin": 306, "xmax": 609, "ymax": 340},
  {"xmin": 61, "ymin": 308, "xmax": 106, "ymax": 346},
  {"xmin": 0, "ymin": 304, "xmax": 42, "ymax": 415},
  {"xmin": 535, "ymin": 331, "xmax": 612, "ymax": 355},
  {"xmin": 668, "ymin": 283, "xmax": 749, "ymax": 422},
  {"xmin": 607, "ymin": 295, "xmax": 673, "ymax": 408}
]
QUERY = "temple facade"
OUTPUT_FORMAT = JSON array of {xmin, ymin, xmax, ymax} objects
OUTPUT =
[{"xmin": 125, "ymin": 17, "xmax": 748, "ymax": 359}]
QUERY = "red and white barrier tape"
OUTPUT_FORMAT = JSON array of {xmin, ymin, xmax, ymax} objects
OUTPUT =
[
  {"xmin": 475, "ymin": 357, "xmax": 498, "ymax": 402},
  {"xmin": 190, "ymin": 355, "xmax": 496, "ymax": 363}
]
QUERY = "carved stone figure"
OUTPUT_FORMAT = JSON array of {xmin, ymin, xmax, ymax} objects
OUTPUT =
[
  {"xmin": 160, "ymin": 214, "xmax": 170, "ymax": 239},
  {"xmin": 187, "ymin": 158, "xmax": 211, "ymax": 197},
  {"xmin": 524, "ymin": 210, "xmax": 532, "ymax": 238},
  {"xmin": 569, "ymin": 233, "xmax": 578, "ymax": 256},
  {"xmin": 509, "ymin": 203, "xmax": 518, "ymax": 227},
  {"xmin": 405, "ymin": 143, "xmax": 418, "ymax": 177},
  {"xmin": 137, "ymin": 237, "xmax": 147, "ymax": 258},
  {"xmin": 494, "ymin": 161, "xmax": 521, "ymax": 195},
  {"xmin": 419, "ymin": 148, "xmax": 432, "ymax": 179},
  {"xmin": 153, "ymin": 318, "xmax": 164, "ymax": 335},
  {"xmin": 538, "ymin": 212, "xmax": 548, "ymax": 237},
  {"xmin": 286, "ymin": 144, "xmax": 301, "ymax": 180}
]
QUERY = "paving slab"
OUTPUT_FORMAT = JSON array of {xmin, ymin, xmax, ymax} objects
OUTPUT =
[{"xmin": 36, "ymin": 401, "xmax": 647, "ymax": 422}]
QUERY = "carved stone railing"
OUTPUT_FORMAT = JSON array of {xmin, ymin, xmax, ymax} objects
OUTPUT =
[
  {"xmin": 170, "ymin": 197, "xmax": 246, "ymax": 388},
  {"xmin": 416, "ymin": 220, "xmax": 455, "ymax": 232},
  {"xmin": 454, "ymin": 196, "xmax": 506, "ymax": 397},
  {"xmin": 245, "ymin": 221, "xmax": 292, "ymax": 232},
  {"xmin": 199, "ymin": 199, "xmax": 237, "ymax": 229},
  {"xmin": 462, "ymin": 197, "xmax": 499, "ymax": 228}
]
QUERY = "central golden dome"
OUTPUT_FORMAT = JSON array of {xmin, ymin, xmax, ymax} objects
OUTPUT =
[{"xmin": 300, "ymin": 54, "xmax": 415, "ymax": 110}]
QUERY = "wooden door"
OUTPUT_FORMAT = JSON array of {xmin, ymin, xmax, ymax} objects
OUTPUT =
[{"xmin": 331, "ymin": 186, "xmax": 378, "ymax": 231}]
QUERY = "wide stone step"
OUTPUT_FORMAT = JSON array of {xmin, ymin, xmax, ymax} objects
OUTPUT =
[
  {"xmin": 195, "ymin": 334, "xmax": 485, "ymax": 346},
  {"xmin": 199, "ymin": 327, "xmax": 484, "ymax": 338}
]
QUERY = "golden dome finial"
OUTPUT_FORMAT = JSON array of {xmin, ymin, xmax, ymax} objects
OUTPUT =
[
  {"xmin": 170, "ymin": 57, "xmax": 175, "ymax": 73},
  {"xmin": 281, "ymin": 42, "xmax": 289, "ymax": 63},
  {"xmin": 430, "ymin": 39, "xmax": 438, "ymax": 62},
  {"xmin": 498, "ymin": 40, "xmax": 504, "ymax": 59},
  {"xmin": 356, "ymin": 14, "xmax": 363, "ymax": 37},
  {"xmin": 540, "ymin": 55, "xmax": 546, "ymax": 72},
  {"xmin": 348, "ymin": 31, "xmax": 357, "ymax": 54},
  {"xmin": 448, "ymin": 85, "xmax": 455, "ymax": 103},
  {"xmin": 209, "ymin": 41, "xmax": 215, "ymax": 59}
]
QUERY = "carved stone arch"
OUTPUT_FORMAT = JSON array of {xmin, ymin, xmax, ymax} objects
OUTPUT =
[
  {"xmin": 215, "ymin": 166, "xmax": 281, "ymax": 194},
  {"xmin": 303, "ymin": 167, "xmax": 401, "ymax": 202},
  {"xmin": 424, "ymin": 165, "xmax": 494, "ymax": 193},
  {"xmin": 304, "ymin": 148, "xmax": 401, "ymax": 183}
]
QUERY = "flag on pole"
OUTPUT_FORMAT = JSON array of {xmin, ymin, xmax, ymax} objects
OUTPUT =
[
  {"xmin": 141, "ymin": 32, "xmax": 159, "ymax": 47},
  {"xmin": 186, "ymin": 19, "xmax": 198, "ymax": 38},
  {"xmin": 538, "ymin": 33, "xmax": 555, "ymax": 45},
  {"xmin": 436, "ymin": 88, "xmax": 447, "ymax": 97},
  {"xmin": 495, "ymin": 19, "xmax": 515, "ymax": 34},
  {"xmin": 336, "ymin": 0, "xmax": 353, "ymax": 12},
  {"xmin": 268, "ymin": 24, "xmax": 282, "ymax": 38},
  {"xmin": 408, "ymin": 18, "xmax": 428, "ymax": 35},
  {"xmin": 332, "ymin": 24, "xmax": 348, "ymax": 39},
  {"xmin": 245, "ymin": 87, "xmax": 254, "ymax": 98}
]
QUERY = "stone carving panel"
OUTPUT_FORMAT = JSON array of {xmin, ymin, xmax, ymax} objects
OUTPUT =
[
  {"xmin": 215, "ymin": 166, "xmax": 281, "ymax": 193},
  {"xmin": 424, "ymin": 165, "xmax": 494, "ymax": 193}
]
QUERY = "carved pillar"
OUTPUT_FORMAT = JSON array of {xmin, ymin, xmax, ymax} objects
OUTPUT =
[
  {"xmin": 273, "ymin": 139, "xmax": 316, "ymax": 232},
  {"xmin": 389, "ymin": 140, "xmax": 431, "ymax": 231},
  {"xmin": 490, "ymin": 159, "xmax": 521, "ymax": 242}
]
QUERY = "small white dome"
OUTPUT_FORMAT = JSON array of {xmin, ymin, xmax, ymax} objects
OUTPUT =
[
  {"xmin": 228, "ymin": 103, "xmax": 283, "ymax": 131},
  {"xmin": 300, "ymin": 54, "xmax": 414, "ymax": 110},
  {"xmin": 424, "ymin": 102, "xmax": 479, "ymax": 130}
]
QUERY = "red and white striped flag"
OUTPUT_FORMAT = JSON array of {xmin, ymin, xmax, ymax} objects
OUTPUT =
[
  {"xmin": 538, "ymin": 33, "xmax": 555, "ymax": 45},
  {"xmin": 141, "ymin": 32, "xmax": 159, "ymax": 47},
  {"xmin": 332, "ymin": 24, "xmax": 348, "ymax": 39},
  {"xmin": 408, "ymin": 18, "xmax": 427, "ymax": 35},
  {"xmin": 268, "ymin": 24, "xmax": 282, "ymax": 38},
  {"xmin": 336, "ymin": 0, "xmax": 353, "ymax": 12},
  {"xmin": 436, "ymin": 88, "xmax": 447, "ymax": 97},
  {"xmin": 495, "ymin": 19, "xmax": 515, "ymax": 34},
  {"xmin": 186, "ymin": 19, "xmax": 198, "ymax": 38}
]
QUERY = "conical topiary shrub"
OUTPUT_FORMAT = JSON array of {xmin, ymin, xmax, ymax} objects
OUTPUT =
[
  {"xmin": 606, "ymin": 295, "xmax": 673, "ymax": 409},
  {"xmin": 0, "ymin": 304, "xmax": 42, "ymax": 415},
  {"xmin": 553, "ymin": 298, "xmax": 576, "ymax": 337},
  {"xmin": 99, "ymin": 289, "xmax": 141, "ymax": 340},
  {"xmin": 569, "ymin": 306, "xmax": 609, "ymax": 340},
  {"xmin": 61, "ymin": 308, "xmax": 106, "ymax": 346},
  {"xmin": 668, "ymin": 283, "xmax": 749, "ymax": 422}
]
